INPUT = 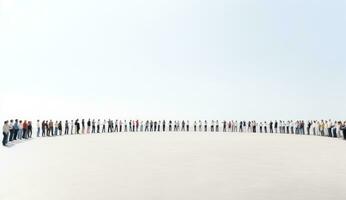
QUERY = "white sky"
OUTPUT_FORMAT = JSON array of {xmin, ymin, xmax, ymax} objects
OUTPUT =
[{"xmin": 0, "ymin": 0, "xmax": 345, "ymax": 121}]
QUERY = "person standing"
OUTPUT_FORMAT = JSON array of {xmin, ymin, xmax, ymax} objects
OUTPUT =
[
  {"xmin": 115, "ymin": 120, "xmax": 119, "ymax": 132},
  {"xmin": 181, "ymin": 121, "xmax": 185, "ymax": 132},
  {"xmin": 162, "ymin": 120, "xmax": 166, "ymax": 132},
  {"xmin": 274, "ymin": 121, "xmax": 278, "ymax": 133},
  {"xmin": 215, "ymin": 120, "xmax": 219, "ymax": 132},
  {"xmin": 169, "ymin": 120, "xmax": 172, "ymax": 132},
  {"xmin": 2, "ymin": 121, "xmax": 10, "ymax": 146},
  {"xmin": 128, "ymin": 120, "xmax": 132, "ymax": 132},
  {"xmin": 140, "ymin": 121, "xmax": 144, "ymax": 132},
  {"xmin": 136, "ymin": 120, "xmax": 139, "ymax": 132},
  {"xmin": 107, "ymin": 119, "xmax": 112, "ymax": 133},
  {"xmin": 65, "ymin": 120, "xmax": 69, "ymax": 135},
  {"xmin": 70, "ymin": 120, "xmax": 74, "ymax": 135},
  {"xmin": 264, "ymin": 121, "xmax": 267, "ymax": 133},
  {"xmin": 76, "ymin": 119, "xmax": 80, "ymax": 134},
  {"xmin": 48, "ymin": 120, "xmax": 54, "ymax": 137},
  {"xmin": 204, "ymin": 120, "xmax": 208, "ymax": 132},
  {"xmin": 87, "ymin": 119, "xmax": 91, "ymax": 133},
  {"xmin": 58, "ymin": 121, "xmax": 63, "ymax": 135},
  {"xmin": 102, "ymin": 120, "xmax": 106, "ymax": 133},
  {"xmin": 96, "ymin": 119, "xmax": 101, "ymax": 133},
  {"xmin": 23, "ymin": 120, "xmax": 28, "ymax": 139},
  {"xmin": 307, "ymin": 121, "xmax": 312, "ymax": 135},
  {"xmin": 54, "ymin": 121, "xmax": 58, "ymax": 136},
  {"xmin": 210, "ymin": 120, "xmax": 214, "ymax": 132},
  {"xmin": 82, "ymin": 119, "xmax": 85, "ymax": 134},
  {"xmin": 36, "ymin": 120, "xmax": 41, "ymax": 137},
  {"xmin": 119, "ymin": 120, "xmax": 123, "ymax": 133},
  {"xmin": 92, "ymin": 119, "xmax": 96, "ymax": 133},
  {"xmin": 9, "ymin": 120, "xmax": 14, "ymax": 142},
  {"xmin": 341, "ymin": 121, "xmax": 346, "ymax": 140},
  {"xmin": 153, "ymin": 121, "xmax": 157, "ymax": 132},
  {"xmin": 269, "ymin": 121, "xmax": 273, "ymax": 133},
  {"xmin": 14, "ymin": 119, "xmax": 19, "ymax": 140},
  {"xmin": 18, "ymin": 120, "xmax": 23, "ymax": 139},
  {"xmin": 27, "ymin": 121, "xmax": 32, "ymax": 138},
  {"xmin": 41, "ymin": 120, "xmax": 46, "ymax": 137},
  {"xmin": 158, "ymin": 121, "xmax": 161, "ymax": 132},
  {"xmin": 194, "ymin": 121, "xmax": 198, "ymax": 132},
  {"xmin": 149, "ymin": 120, "xmax": 153, "ymax": 132},
  {"xmin": 124, "ymin": 120, "xmax": 128, "ymax": 132}
]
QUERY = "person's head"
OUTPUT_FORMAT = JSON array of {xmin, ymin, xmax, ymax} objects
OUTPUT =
[
  {"xmin": 37, "ymin": 120, "xmax": 39, "ymax": 122},
  {"xmin": 10, "ymin": 119, "xmax": 13, "ymax": 123},
  {"xmin": 4, "ymin": 121, "xmax": 8, "ymax": 124}
]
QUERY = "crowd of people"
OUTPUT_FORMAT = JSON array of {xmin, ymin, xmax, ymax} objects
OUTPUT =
[{"xmin": 2, "ymin": 119, "xmax": 346, "ymax": 146}]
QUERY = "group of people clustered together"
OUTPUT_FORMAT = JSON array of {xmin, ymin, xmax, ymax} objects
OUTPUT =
[{"xmin": 2, "ymin": 119, "xmax": 346, "ymax": 146}]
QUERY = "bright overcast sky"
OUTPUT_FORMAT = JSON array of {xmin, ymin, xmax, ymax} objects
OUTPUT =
[{"xmin": 0, "ymin": 0, "xmax": 345, "ymax": 121}]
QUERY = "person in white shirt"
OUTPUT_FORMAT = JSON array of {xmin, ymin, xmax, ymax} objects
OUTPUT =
[
  {"xmin": 54, "ymin": 121, "xmax": 59, "ymax": 136},
  {"xmin": 9, "ymin": 120, "xmax": 14, "ymax": 142}
]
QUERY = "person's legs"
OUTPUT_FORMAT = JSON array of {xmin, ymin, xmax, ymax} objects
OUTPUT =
[
  {"xmin": 14, "ymin": 129, "xmax": 18, "ymax": 140},
  {"xmin": 37, "ymin": 128, "xmax": 40, "ymax": 137},
  {"xmin": 23, "ymin": 129, "xmax": 27, "ymax": 139},
  {"xmin": 9, "ymin": 129, "xmax": 14, "ymax": 141},
  {"xmin": 2, "ymin": 132, "xmax": 9, "ymax": 146}
]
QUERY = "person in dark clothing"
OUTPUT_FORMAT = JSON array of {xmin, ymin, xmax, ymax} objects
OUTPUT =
[
  {"xmin": 163, "ymin": 120, "xmax": 166, "ymax": 132},
  {"xmin": 107, "ymin": 119, "xmax": 112, "ymax": 133},
  {"xmin": 92, "ymin": 120, "xmax": 96, "ymax": 133},
  {"xmin": 269, "ymin": 121, "xmax": 273, "ymax": 133},
  {"xmin": 65, "ymin": 120, "xmax": 69, "ymax": 135},
  {"xmin": 41, "ymin": 120, "xmax": 45, "ymax": 137},
  {"xmin": 58, "ymin": 121, "xmax": 62, "ymax": 135},
  {"xmin": 307, "ymin": 121, "xmax": 312, "ymax": 135},
  {"xmin": 28, "ymin": 121, "xmax": 33, "ymax": 138},
  {"xmin": 75, "ymin": 119, "xmax": 80, "ymax": 134},
  {"xmin": 341, "ymin": 122, "xmax": 346, "ymax": 140},
  {"xmin": 2, "ymin": 121, "xmax": 10, "ymax": 146},
  {"xmin": 150, "ymin": 121, "xmax": 153, "ymax": 132},
  {"xmin": 87, "ymin": 119, "xmax": 91, "ymax": 133},
  {"xmin": 14, "ymin": 119, "xmax": 19, "ymax": 140}
]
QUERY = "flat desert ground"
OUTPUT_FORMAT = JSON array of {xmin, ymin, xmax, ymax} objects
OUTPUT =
[{"xmin": 1, "ymin": 133, "xmax": 346, "ymax": 200}]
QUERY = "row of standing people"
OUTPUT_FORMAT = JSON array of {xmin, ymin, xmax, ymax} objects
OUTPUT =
[
  {"xmin": 2, "ymin": 120, "xmax": 33, "ymax": 146},
  {"xmin": 3, "ymin": 119, "xmax": 346, "ymax": 146}
]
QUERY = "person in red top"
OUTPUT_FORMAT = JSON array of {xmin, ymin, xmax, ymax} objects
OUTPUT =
[{"xmin": 23, "ymin": 120, "xmax": 28, "ymax": 139}]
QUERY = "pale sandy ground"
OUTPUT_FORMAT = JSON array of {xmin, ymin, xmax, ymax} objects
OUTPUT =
[{"xmin": 0, "ymin": 133, "xmax": 346, "ymax": 200}]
